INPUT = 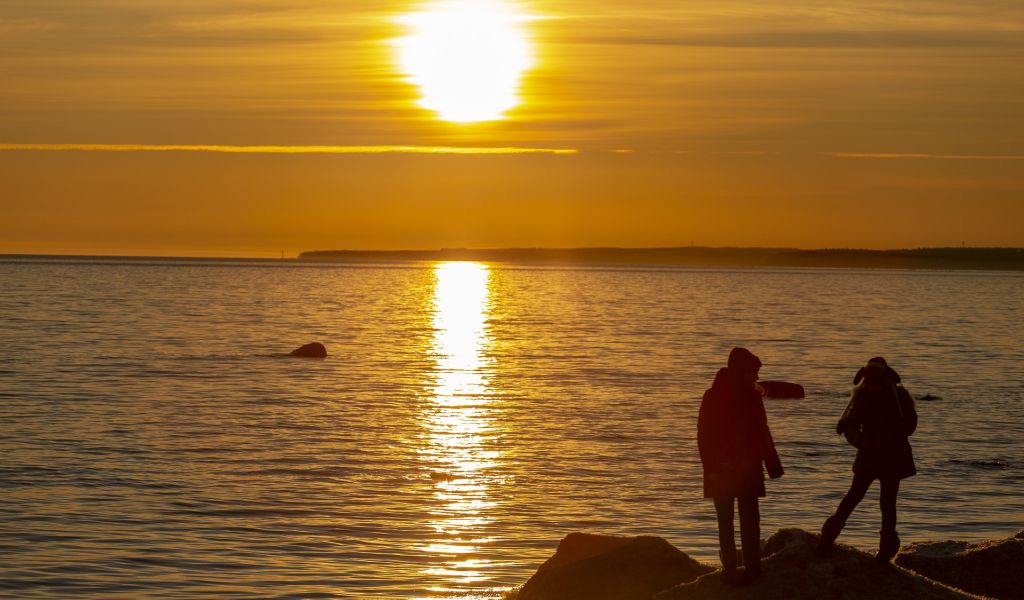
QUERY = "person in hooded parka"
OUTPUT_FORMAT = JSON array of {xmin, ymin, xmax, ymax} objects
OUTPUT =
[
  {"xmin": 698, "ymin": 347, "xmax": 784, "ymax": 585},
  {"xmin": 817, "ymin": 357, "xmax": 918, "ymax": 563}
]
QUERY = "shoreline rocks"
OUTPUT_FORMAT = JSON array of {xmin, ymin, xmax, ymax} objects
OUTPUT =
[
  {"xmin": 508, "ymin": 529, "xmax": 1013, "ymax": 600},
  {"xmin": 657, "ymin": 529, "xmax": 981, "ymax": 600},
  {"xmin": 506, "ymin": 533, "xmax": 712, "ymax": 600},
  {"xmin": 895, "ymin": 530, "xmax": 1024, "ymax": 600}
]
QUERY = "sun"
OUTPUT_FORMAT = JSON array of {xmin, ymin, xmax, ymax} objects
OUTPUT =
[{"xmin": 396, "ymin": 0, "xmax": 534, "ymax": 123}]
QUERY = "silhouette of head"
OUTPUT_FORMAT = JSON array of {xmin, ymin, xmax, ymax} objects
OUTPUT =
[
  {"xmin": 727, "ymin": 347, "xmax": 762, "ymax": 383},
  {"xmin": 853, "ymin": 356, "xmax": 901, "ymax": 386}
]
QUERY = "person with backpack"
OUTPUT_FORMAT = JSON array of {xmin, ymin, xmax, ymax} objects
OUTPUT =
[
  {"xmin": 817, "ymin": 357, "xmax": 918, "ymax": 563},
  {"xmin": 698, "ymin": 347, "xmax": 784, "ymax": 585}
]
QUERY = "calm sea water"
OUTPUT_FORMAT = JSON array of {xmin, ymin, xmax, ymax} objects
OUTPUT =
[{"xmin": 1, "ymin": 257, "xmax": 1023, "ymax": 599}]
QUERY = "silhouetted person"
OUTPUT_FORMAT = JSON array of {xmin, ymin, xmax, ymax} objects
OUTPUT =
[
  {"xmin": 698, "ymin": 347, "xmax": 784, "ymax": 585},
  {"xmin": 817, "ymin": 357, "xmax": 917, "ymax": 563}
]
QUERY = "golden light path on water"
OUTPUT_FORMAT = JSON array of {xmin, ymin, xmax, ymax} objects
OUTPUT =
[{"xmin": 418, "ymin": 262, "xmax": 503, "ymax": 598}]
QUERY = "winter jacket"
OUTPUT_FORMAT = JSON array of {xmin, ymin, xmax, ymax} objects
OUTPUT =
[
  {"xmin": 698, "ymin": 368, "xmax": 783, "ymax": 498},
  {"xmin": 838, "ymin": 383, "xmax": 917, "ymax": 480}
]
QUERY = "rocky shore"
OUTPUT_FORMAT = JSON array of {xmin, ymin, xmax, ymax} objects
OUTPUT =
[{"xmin": 504, "ymin": 529, "xmax": 1024, "ymax": 600}]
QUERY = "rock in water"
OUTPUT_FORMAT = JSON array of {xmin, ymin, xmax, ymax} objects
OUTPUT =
[
  {"xmin": 895, "ymin": 530, "xmax": 1024, "ymax": 600},
  {"xmin": 759, "ymin": 381, "xmax": 805, "ymax": 399},
  {"xmin": 511, "ymin": 532, "xmax": 712, "ymax": 600},
  {"xmin": 654, "ymin": 529, "xmax": 981, "ymax": 600},
  {"xmin": 289, "ymin": 342, "xmax": 327, "ymax": 358}
]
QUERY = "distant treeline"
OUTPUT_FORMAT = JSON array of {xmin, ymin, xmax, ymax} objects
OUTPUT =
[
  {"xmin": 765, "ymin": 248, "xmax": 1024, "ymax": 271},
  {"xmin": 299, "ymin": 247, "xmax": 1024, "ymax": 271}
]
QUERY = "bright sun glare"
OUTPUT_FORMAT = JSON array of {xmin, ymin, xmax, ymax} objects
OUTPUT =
[{"xmin": 397, "ymin": 0, "xmax": 534, "ymax": 123}]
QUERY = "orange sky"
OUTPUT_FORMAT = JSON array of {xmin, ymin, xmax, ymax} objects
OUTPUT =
[{"xmin": 2, "ymin": 0, "xmax": 1023, "ymax": 256}]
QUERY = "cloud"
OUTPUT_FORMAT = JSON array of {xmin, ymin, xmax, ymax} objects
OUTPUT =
[
  {"xmin": 564, "ymin": 29, "xmax": 1024, "ymax": 49},
  {"xmin": 827, "ymin": 152, "xmax": 1024, "ymax": 160},
  {"xmin": 541, "ymin": 0, "xmax": 1024, "ymax": 50},
  {"xmin": 0, "ymin": 143, "xmax": 577, "ymax": 155},
  {"xmin": 0, "ymin": 1, "xmax": 393, "ymax": 55},
  {"xmin": 0, "ymin": 17, "xmax": 64, "ymax": 35}
]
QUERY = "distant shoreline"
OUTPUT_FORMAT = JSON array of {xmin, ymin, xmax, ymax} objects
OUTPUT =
[
  {"xmin": 298, "ymin": 247, "xmax": 1024, "ymax": 271},
  {"xmin": 3, "ymin": 247, "xmax": 1023, "ymax": 271}
]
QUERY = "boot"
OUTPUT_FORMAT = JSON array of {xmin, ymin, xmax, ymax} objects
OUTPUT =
[
  {"xmin": 740, "ymin": 544, "xmax": 760, "ymax": 584},
  {"xmin": 720, "ymin": 567, "xmax": 738, "ymax": 586},
  {"xmin": 736, "ymin": 565, "xmax": 762, "ymax": 586},
  {"xmin": 816, "ymin": 515, "xmax": 844, "ymax": 556},
  {"xmin": 876, "ymin": 530, "xmax": 900, "ymax": 563},
  {"xmin": 720, "ymin": 550, "xmax": 738, "ymax": 585}
]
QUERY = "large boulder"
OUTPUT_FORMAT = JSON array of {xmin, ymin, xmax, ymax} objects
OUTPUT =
[
  {"xmin": 507, "ymin": 532, "xmax": 713, "ymax": 600},
  {"xmin": 289, "ymin": 342, "xmax": 327, "ymax": 358},
  {"xmin": 654, "ymin": 529, "xmax": 982, "ymax": 600},
  {"xmin": 895, "ymin": 530, "xmax": 1024, "ymax": 600},
  {"xmin": 759, "ymin": 381, "xmax": 805, "ymax": 399}
]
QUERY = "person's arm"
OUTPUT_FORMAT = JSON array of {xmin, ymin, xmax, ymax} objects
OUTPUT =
[
  {"xmin": 837, "ymin": 391, "xmax": 862, "ymax": 447},
  {"xmin": 898, "ymin": 386, "xmax": 918, "ymax": 436},
  {"xmin": 764, "ymin": 429, "xmax": 784, "ymax": 479},
  {"xmin": 697, "ymin": 391, "xmax": 712, "ymax": 465},
  {"xmin": 751, "ymin": 392, "xmax": 784, "ymax": 478}
]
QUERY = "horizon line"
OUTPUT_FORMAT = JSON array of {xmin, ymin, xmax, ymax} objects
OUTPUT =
[
  {"xmin": 0, "ymin": 143, "xmax": 578, "ymax": 155},
  {"xmin": 3, "ymin": 245, "xmax": 1022, "ymax": 261}
]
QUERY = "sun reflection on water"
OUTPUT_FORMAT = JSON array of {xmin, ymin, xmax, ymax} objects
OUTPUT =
[{"xmin": 418, "ymin": 262, "xmax": 504, "ymax": 597}]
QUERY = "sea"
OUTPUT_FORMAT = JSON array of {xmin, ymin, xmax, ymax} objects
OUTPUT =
[{"xmin": 1, "ymin": 256, "xmax": 1022, "ymax": 599}]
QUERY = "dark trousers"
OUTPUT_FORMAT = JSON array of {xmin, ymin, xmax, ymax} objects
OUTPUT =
[
  {"xmin": 834, "ymin": 472, "xmax": 900, "ymax": 532},
  {"xmin": 713, "ymin": 496, "xmax": 760, "ymax": 572}
]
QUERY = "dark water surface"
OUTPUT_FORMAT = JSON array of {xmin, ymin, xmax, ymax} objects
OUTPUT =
[{"xmin": 1, "ymin": 258, "xmax": 1022, "ymax": 598}]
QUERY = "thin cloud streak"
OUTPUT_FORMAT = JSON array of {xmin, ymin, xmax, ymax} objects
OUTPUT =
[
  {"xmin": 829, "ymin": 152, "xmax": 1024, "ymax": 161},
  {"xmin": 0, "ymin": 143, "xmax": 577, "ymax": 155},
  {"xmin": 556, "ymin": 29, "xmax": 1024, "ymax": 50}
]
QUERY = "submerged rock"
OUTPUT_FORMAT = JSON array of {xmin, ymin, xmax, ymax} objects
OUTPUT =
[
  {"xmin": 759, "ymin": 381, "xmax": 805, "ymax": 399},
  {"xmin": 289, "ymin": 342, "xmax": 327, "ymax": 358},
  {"xmin": 508, "ymin": 532, "xmax": 712, "ymax": 600},
  {"xmin": 895, "ymin": 530, "xmax": 1024, "ymax": 600}
]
